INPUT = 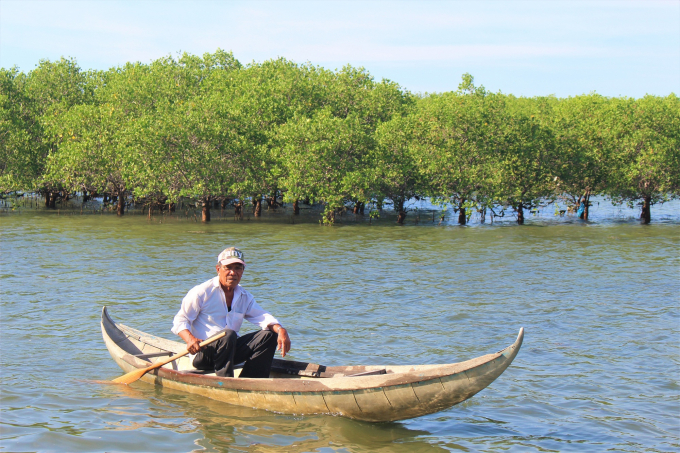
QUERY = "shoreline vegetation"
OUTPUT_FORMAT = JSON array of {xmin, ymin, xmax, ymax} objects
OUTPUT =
[
  {"xmin": 2, "ymin": 192, "xmax": 677, "ymax": 226},
  {"xmin": 1, "ymin": 50, "xmax": 678, "ymax": 225}
]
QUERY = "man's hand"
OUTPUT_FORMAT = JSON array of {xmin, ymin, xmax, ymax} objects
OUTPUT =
[
  {"xmin": 178, "ymin": 329, "xmax": 204, "ymax": 354},
  {"xmin": 270, "ymin": 324, "xmax": 291, "ymax": 358}
]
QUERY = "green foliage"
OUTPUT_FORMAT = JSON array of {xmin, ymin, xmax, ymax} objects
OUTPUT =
[
  {"xmin": 550, "ymin": 94, "xmax": 615, "ymax": 204},
  {"xmin": 492, "ymin": 106, "xmax": 557, "ymax": 214},
  {"xmin": 275, "ymin": 108, "xmax": 372, "ymax": 220},
  {"xmin": 0, "ymin": 67, "xmax": 33, "ymax": 191},
  {"xmin": 1, "ymin": 58, "xmax": 93, "ymax": 192},
  {"xmin": 372, "ymin": 113, "xmax": 422, "ymax": 213},
  {"xmin": 2, "ymin": 52, "xmax": 678, "ymax": 223},
  {"xmin": 605, "ymin": 95, "xmax": 680, "ymax": 207},
  {"xmin": 408, "ymin": 82, "xmax": 503, "ymax": 215}
]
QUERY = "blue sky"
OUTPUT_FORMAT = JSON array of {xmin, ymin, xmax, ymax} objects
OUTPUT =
[{"xmin": 1, "ymin": 0, "xmax": 678, "ymax": 97}]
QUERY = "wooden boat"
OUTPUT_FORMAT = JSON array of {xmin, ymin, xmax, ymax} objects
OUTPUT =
[{"xmin": 102, "ymin": 306, "xmax": 524, "ymax": 422}]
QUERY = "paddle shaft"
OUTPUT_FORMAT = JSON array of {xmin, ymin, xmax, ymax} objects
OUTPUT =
[
  {"xmin": 112, "ymin": 331, "xmax": 226, "ymax": 384},
  {"xmin": 144, "ymin": 331, "xmax": 227, "ymax": 371}
]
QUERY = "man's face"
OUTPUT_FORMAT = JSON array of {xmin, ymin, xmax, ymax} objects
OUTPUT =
[{"xmin": 216, "ymin": 262, "xmax": 244, "ymax": 288}]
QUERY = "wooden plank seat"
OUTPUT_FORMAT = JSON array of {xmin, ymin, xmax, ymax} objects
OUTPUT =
[
  {"xmin": 133, "ymin": 351, "xmax": 174, "ymax": 360},
  {"xmin": 345, "ymin": 369, "xmax": 387, "ymax": 377}
]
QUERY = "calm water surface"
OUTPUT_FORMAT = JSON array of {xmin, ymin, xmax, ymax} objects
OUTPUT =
[{"xmin": 1, "ymin": 208, "xmax": 679, "ymax": 452}]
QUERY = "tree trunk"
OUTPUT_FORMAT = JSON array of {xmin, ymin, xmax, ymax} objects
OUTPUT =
[
  {"xmin": 82, "ymin": 191, "xmax": 90, "ymax": 204},
  {"xmin": 235, "ymin": 201, "xmax": 242, "ymax": 217},
  {"xmin": 516, "ymin": 202, "xmax": 524, "ymax": 225},
  {"xmin": 641, "ymin": 195, "xmax": 651, "ymax": 224},
  {"xmin": 48, "ymin": 192, "xmax": 56, "ymax": 209},
  {"xmin": 117, "ymin": 192, "xmax": 125, "ymax": 216},
  {"xmin": 201, "ymin": 198, "xmax": 211, "ymax": 223},
  {"xmin": 458, "ymin": 201, "xmax": 466, "ymax": 225},
  {"xmin": 395, "ymin": 198, "xmax": 406, "ymax": 224},
  {"xmin": 293, "ymin": 199, "xmax": 300, "ymax": 215},
  {"xmin": 268, "ymin": 189, "xmax": 278, "ymax": 210},
  {"xmin": 583, "ymin": 190, "xmax": 591, "ymax": 221},
  {"xmin": 169, "ymin": 203, "xmax": 175, "ymax": 212},
  {"xmin": 359, "ymin": 202, "xmax": 365, "ymax": 215},
  {"xmin": 254, "ymin": 198, "xmax": 262, "ymax": 217}
]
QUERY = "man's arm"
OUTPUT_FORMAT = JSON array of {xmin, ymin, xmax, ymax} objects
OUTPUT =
[
  {"xmin": 241, "ymin": 295, "xmax": 291, "ymax": 357},
  {"xmin": 268, "ymin": 324, "xmax": 291, "ymax": 357},
  {"xmin": 178, "ymin": 329, "xmax": 203, "ymax": 354},
  {"xmin": 172, "ymin": 288, "xmax": 203, "ymax": 353}
]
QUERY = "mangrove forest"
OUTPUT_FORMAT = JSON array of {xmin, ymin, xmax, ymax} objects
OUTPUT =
[{"xmin": 1, "ymin": 50, "xmax": 678, "ymax": 224}]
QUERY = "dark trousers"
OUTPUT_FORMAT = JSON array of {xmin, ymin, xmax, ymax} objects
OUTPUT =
[{"xmin": 192, "ymin": 329, "xmax": 277, "ymax": 378}]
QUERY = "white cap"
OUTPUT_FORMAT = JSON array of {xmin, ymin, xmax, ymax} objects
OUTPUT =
[{"xmin": 217, "ymin": 247, "xmax": 246, "ymax": 267}]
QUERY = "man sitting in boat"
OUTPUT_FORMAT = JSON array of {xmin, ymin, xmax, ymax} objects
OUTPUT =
[{"xmin": 171, "ymin": 247, "xmax": 291, "ymax": 378}]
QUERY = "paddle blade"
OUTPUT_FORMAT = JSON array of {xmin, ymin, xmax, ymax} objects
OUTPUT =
[
  {"xmin": 108, "ymin": 331, "xmax": 224, "ymax": 385},
  {"xmin": 111, "ymin": 368, "xmax": 149, "ymax": 385}
]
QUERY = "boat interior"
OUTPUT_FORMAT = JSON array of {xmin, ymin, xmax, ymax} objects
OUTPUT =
[{"xmin": 107, "ymin": 317, "xmax": 440, "ymax": 380}]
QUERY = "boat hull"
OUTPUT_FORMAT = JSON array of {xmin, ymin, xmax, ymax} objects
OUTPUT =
[{"xmin": 102, "ymin": 306, "xmax": 523, "ymax": 422}]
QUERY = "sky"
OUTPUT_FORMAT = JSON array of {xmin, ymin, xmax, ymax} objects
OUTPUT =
[{"xmin": 1, "ymin": 0, "xmax": 678, "ymax": 97}]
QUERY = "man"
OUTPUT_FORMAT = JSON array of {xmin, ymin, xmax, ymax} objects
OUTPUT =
[{"xmin": 171, "ymin": 247, "xmax": 291, "ymax": 378}]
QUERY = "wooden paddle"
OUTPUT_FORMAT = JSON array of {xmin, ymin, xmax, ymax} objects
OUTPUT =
[{"xmin": 112, "ymin": 331, "xmax": 227, "ymax": 385}]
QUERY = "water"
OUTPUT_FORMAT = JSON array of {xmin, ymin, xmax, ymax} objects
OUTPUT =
[{"xmin": 1, "ymin": 209, "xmax": 679, "ymax": 452}]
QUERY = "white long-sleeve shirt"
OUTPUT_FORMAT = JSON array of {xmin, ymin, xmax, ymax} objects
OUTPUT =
[{"xmin": 171, "ymin": 277, "xmax": 280, "ymax": 340}]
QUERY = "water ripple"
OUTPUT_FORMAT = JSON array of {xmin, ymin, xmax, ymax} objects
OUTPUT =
[{"xmin": 1, "ymin": 212, "xmax": 678, "ymax": 452}]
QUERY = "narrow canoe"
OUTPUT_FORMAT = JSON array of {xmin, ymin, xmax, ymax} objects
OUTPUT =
[{"xmin": 102, "ymin": 306, "xmax": 523, "ymax": 422}]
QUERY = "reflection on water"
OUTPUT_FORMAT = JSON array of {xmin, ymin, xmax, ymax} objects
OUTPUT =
[
  {"xmin": 1, "ymin": 210, "xmax": 679, "ymax": 452},
  {"xmin": 98, "ymin": 383, "xmax": 449, "ymax": 453}
]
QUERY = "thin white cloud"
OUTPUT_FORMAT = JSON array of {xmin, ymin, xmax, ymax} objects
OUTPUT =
[{"xmin": 230, "ymin": 43, "xmax": 608, "ymax": 63}]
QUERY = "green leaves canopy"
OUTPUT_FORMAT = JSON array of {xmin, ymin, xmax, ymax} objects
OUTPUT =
[{"xmin": 2, "ymin": 54, "xmax": 678, "ymax": 223}]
